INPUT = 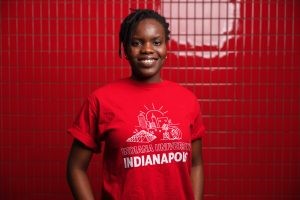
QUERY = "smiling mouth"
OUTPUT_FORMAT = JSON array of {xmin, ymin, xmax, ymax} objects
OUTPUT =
[{"xmin": 139, "ymin": 58, "xmax": 157, "ymax": 66}]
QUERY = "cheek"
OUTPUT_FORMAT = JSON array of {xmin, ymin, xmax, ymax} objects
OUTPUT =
[
  {"xmin": 127, "ymin": 48, "xmax": 139, "ymax": 58},
  {"xmin": 158, "ymin": 47, "xmax": 167, "ymax": 58}
]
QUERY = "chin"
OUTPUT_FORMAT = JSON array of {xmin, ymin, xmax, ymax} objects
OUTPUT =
[{"xmin": 132, "ymin": 71, "xmax": 160, "ymax": 81}]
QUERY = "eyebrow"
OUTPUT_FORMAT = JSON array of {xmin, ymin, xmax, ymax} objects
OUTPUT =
[{"xmin": 131, "ymin": 35, "xmax": 164, "ymax": 40}]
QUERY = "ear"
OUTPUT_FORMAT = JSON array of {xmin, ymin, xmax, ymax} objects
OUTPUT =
[
  {"xmin": 124, "ymin": 47, "xmax": 130, "ymax": 60},
  {"xmin": 119, "ymin": 42, "xmax": 129, "ymax": 59}
]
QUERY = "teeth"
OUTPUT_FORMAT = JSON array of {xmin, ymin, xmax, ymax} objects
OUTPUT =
[{"xmin": 141, "ymin": 59, "xmax": 155, "ymax": 65}]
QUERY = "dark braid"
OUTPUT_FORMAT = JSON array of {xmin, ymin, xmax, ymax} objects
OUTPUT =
[{"xmin": 119, "ymin": 9, "xmax": 170, "ymax": 58}]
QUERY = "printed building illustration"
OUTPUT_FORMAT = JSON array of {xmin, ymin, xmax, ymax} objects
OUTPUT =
[{"xmin": 127, "ymin": 105, "xmax": 182, "ymax": 143}]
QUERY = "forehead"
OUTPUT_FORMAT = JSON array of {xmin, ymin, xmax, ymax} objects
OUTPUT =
[{"xmin": 132, "ymin": 18, "xmax": 165, "ymax": 37}]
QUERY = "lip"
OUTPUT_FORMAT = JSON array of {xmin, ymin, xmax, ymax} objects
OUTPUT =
[
  {"xmin": 137, "ymin": 57, "xmax": 158, "ymax": 67},
  {"xmin": 137, "ymin": 56, "xmax": 158, "ymax": 61}
]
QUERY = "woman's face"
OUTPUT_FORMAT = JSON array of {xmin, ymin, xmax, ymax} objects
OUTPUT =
[{"xmin": 126, "ymin": 18, "xmax": 167, "ymax": 83}]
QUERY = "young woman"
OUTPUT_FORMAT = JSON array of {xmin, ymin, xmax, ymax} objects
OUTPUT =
[{"xmin": 67, "ymin": 9, "xmax": 205, "ymax": 200}]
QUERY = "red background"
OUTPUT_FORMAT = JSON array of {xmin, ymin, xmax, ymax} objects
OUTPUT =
[{"xmin": 1, "ymin": 0, "xmax": 299, "ymax": 199}]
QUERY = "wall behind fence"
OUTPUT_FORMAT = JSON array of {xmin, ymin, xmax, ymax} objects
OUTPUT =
[{"xmin": 1, "ymin": 0, "xmax": 299, "ymax": 199}]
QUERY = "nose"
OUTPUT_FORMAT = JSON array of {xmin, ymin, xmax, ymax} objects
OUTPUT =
[{"xmin": 141, "ymin": 42, "xmax": 154, "ymax": 54}]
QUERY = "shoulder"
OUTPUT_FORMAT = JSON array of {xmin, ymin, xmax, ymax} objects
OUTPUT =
[
  {"xmin": 86, "ymin": 78, "xmax": 137, "ymax": 106},
  {"xmin": 165, "ymin": 80, "xmax": 198, "ymax": 101},
  {"xmin": 91, "ymin": 78, "xmax": 130, "ymax": 96}
]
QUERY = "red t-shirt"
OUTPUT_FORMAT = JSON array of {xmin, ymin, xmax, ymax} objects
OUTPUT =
[{"xmin": 68, "ymin": 78, "xmax": 205, "ymax": 200}]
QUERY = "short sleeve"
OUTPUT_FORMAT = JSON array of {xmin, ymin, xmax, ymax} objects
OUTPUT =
[
  {"xmin": 67, "ymin": 95, "xmax": 101, "ymax": 152},
  {"xmin": 190, "ymin": 99, "xmax": 205, "ymax": 141}
]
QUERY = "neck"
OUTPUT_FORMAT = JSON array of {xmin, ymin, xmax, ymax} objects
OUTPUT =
[{"xmin": 130, "ymin": 75, "xmax": 162, "ymax": 84}]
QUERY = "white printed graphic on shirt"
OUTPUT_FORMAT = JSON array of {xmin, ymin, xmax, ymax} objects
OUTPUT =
[
  {"xmin": 126, "ymin": 104, "xmax": 182, "ymax": 143},
  {"xmin": 121, "ymin": 104, "xmax": 190, "ymax": 169}
]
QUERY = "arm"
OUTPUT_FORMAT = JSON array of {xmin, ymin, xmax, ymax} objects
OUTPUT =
[
  {"xmin": 66, "ymin": 139, "xmax": 95, "ymax": 200},
  {"xmin": 191, "ymin": 139, "xmax": 204, "ymax": 200}
]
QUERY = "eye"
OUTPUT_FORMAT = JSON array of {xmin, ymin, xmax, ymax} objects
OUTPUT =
[
  {"xmin": 131, "ymin": 40, "xmax": 142, "ymax": 47},
  {"xmin": 153, "ymin": 40, "xmax": 161, "ymax": 46}
]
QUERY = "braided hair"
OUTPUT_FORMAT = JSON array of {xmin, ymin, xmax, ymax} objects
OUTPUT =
[{"xmin": 119, "ymin": 9, "xmax": 171, "ymax": 58}]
